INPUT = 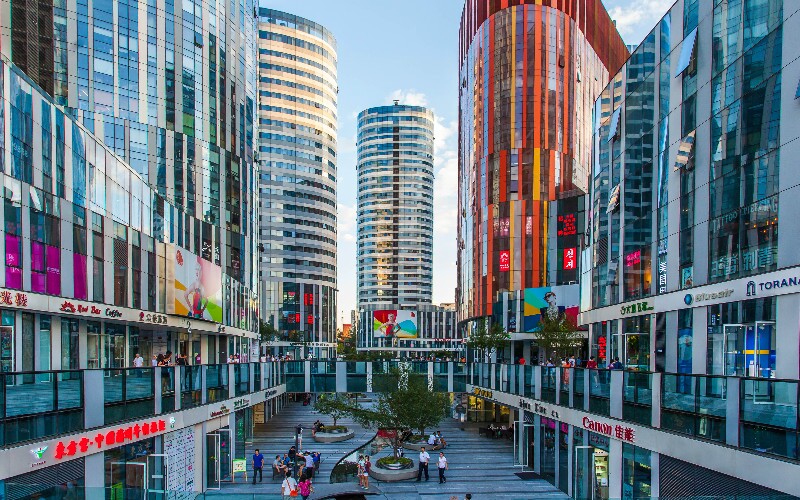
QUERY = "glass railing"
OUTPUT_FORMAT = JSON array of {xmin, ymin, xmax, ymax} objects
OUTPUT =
[
  {"xmin": 740, "ymin": 378, "xmax": 799, "ymax": 459},
  {"xmin": 346, "ymin": 362, "xmax": 368, "ymax": 393},
  {"xmin": 661, "ymin": 373, "xmax": 726, "ymax": 443},
  {"xmin": 205, "ymin": 364, "xmax": 229, "ymax": 404},
  {"xmin": 453, "ymin": 362, "xmax": 467, "ymax": 393},
  {"xmin": 572, "ymin": 368, "xmax": 585, "ymax": 410},
  {"xmin": 623, "ymin": 371, "xmax": 652, "ymax": 426},
  {"xmin": 541, "ymin": 367, "xmax": 557, "ymax": 403},
  {"xmin": 161, "ymin": 367, "xmax": 176, "ymax": 413},
  {"xmin": 284, "ymin": 361, "xmax": 305, "ymax": 393},
  {"xmin": 588, "ymin": 369, "xmax": 611, "ymax": 416},
  {"xmin": 0, "ymin": 370, "xmax": 84, "ymax": 447},
  {"xmin": 524, "ymin": 365, "xmax": 536, "ymax": 398},
  {"xmin": 234, "ymin": 363, "xmax": 250, "ymax": 397},
  {"xmin": 254, "ymin": 363, "xmax": 262, "ymax": 392},
  {"xmin": 180, "ymin": 365, "xmax": 202, "ymax": 409},
  {"xmin": 309, "ymin": 361, "xmax": 336, "ymax": 392},
  {"xmin": 103, "ymin": 368, "xmax": 155, "ymax": 425}
]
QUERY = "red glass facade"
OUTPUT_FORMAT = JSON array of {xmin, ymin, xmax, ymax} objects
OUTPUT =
[{"xmin": 456, "ymin": 0, "xmax": 627, "ymax": 322}]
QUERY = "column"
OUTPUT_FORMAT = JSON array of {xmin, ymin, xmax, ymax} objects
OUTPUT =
[
  {"xmin": 51, "ymin": 318, "xmax": 62, "ymax": 371},
  {"xmin": 335, "ymin": 360, "xmax": 347, "ymax": 393},
  {"xmin": 726, "ymin": 376, "xmax": 740, "ymax": 447},
  {"xmin": 775, "ymin": 294, "xmax": 800, "ymax": 379},
  {"xmin": 84, "ymin": 452, "xmax": 106, "ymax": 500},
  {"xmin": 610, "ymin": 370, "xmax": 623, "ymax": 419},
  {"xmin": 665, "ymin": 311, "xmax": 678, "ymax": 373},
  {"xmin": 79, "ymin": 320, "xmax": 88, "ymax": 369},
  {"xmin": 692, "ymin": 306, "xmax": 708, "ymax": 374},
  {"xmin": 447, "ymin": 361, "xmax": 454, "ymax": 393},
  {"xmin": 154, "ymin": 366, "xmax": 162, "ymax": 414},
  {"xmin": 608, "ymin": 439, "xmax": 623, "ymax": 500},
  {"xmin": 534, "ymin": 366, "xmax": 542, "ymax": 400},
  {"xmin": 228, "ymin": 364, "xmax": 235, "ymax": 398},
  {"xmin": 651, "ymin": 372, "xmax": 662, "ymax": 428},
  {"xmin": 650, "ymin": 451, "xmax": 660, "ymax": 499},
  {"xmin": 304, "ymin": 360, "xmax": 311, "ymax": 393},
  {"xmin": 84, "ymin": 369, "xmax": 104, "ymax": 428}
]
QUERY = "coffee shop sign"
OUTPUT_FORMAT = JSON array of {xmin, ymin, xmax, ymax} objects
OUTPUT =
[
  {"xmin": 582, "ymin": 416, "xmax": 635, "ymax": 443},
  {"xmin": 473, "ymin": 387, "xmax": 493, "ymax": 399}
]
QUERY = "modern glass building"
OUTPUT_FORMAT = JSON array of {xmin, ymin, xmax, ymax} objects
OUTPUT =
[
  {"xmin": 356, "ymin": 103, "xmax": 434, "ymax": 308},
  {"xmin": 0, "ymin": 0, "xmax": 260, "ymax": 363},
  {"xmin": 256, "ymin": 10, "xmax": 338, "ymax": 356},
  {"xmin": 463, "ymin": 1, "xmax": 800, "ymax": 498},
  {"xmin": 456, "ymin": 0, "xmax": 629, "ymax": 349}
]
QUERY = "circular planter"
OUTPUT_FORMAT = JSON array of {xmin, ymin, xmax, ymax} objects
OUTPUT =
[
  {"xmin": 313, "ymin": 430, "xmax": 355, "ymax": 443},
  {"xmin": 370, "ymin": 460, "xmax": 418, "ymax": 482},
  {"xmin": 402, "ymin": 441, "xmax": 442, "ymax": 452}
]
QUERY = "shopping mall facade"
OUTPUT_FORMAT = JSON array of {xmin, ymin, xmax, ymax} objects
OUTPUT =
[{"xmin": 463, "ymin": 0, "xmax": 800, "ymax": 498}]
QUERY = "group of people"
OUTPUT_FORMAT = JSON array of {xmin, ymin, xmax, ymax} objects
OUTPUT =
[
  {"xmin": 357, "ymin": 455, "xmax": 371, "ymax": 489},
  {"xmin": 132, "ymin": 351, "xmax": 202, "ymax": 368},
  {"xmin": 251, "ymin": 445, "xmax": 320, "ymax": 499},
  {"xmin": 533, "ymin": 354, "xmax": 624, "ymax": 370},
  {"xmin": 311, "ymin": 420, "xmax": 326, "ymax": 437},
  {"xmin": 226, "ymin": 353, "xmax": 250, "ymax": 363},
  {"xmin": 427, "ymin": 431, "xmax": 447, "ymax": 448},
  {"xmin": 259, "ymin": 354, "xmax": 294, "ymax": 362},
  {"xmin": 416, "ymin": 447, "xmax": 449, "ymax": 484}
]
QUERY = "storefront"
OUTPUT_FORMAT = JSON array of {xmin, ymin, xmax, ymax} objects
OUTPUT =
[
  {"xmin": 0, "ymin": 459, "xmax": 85, "ymax": 500},
  {"xmin": 103, "ymin": 437, "xmax": 157, "ymax": 499},
  {"xmin": 466, "ymin": 394, "xmax": 512, "ymax": 423}
]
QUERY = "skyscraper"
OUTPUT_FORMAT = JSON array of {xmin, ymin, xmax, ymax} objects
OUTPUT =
[
  {"xmin": 356, "ymin": 103, "xmax": 434, "ymax": 308},
  {"xmin": 256, "ymin": 9, "xmax": 338, "ymax": 355},
  {"xmin": 456, "ymin": 0, "xmax": 628, "ymax": 342}
]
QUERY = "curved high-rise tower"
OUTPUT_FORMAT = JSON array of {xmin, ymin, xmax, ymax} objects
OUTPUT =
[
  {"xmin": 456, "ymin": 0, "xmax": 628, "ymax": 327},
  {"xmin": 257, "ymin": 10, "xmax": 338, "ymax": 350},
  {"xmin": 357, "ymin": 103, "xmax": 434, "ymax": 308}
]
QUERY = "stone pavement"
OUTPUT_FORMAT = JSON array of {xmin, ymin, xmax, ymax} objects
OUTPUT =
[{"xmin": 211, "ymin": 399, "xmax": 568, "ymax": 499}]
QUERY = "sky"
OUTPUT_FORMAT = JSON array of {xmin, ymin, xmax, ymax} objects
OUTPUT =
[{"xmin": 261, "ymin": 0, "xmax": 674, "ymax": 327}]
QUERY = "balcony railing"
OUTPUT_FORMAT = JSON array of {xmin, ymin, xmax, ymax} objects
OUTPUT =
[{"xmin": 469, "ymin": 362, "xmax": 800, "ymax": 461}]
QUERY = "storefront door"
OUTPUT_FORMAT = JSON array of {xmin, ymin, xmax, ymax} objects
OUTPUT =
[
  {"xmin": 593, "ymin": 449, "xmax": 609, "ymax": 500},
  {"xmin": 146, "ymin": 453, "xmax": 167, "ymax": 496},
  {"xmin": 109, "ymin": 461, "xmax": 145, "ymax": 500},
  {"xmin": 206, "ymin": 433, "xmax": 221, "ymax": 490},
  {"xmin": 574, "ymin": 445, "xmax": 593, "ymax": 500}
]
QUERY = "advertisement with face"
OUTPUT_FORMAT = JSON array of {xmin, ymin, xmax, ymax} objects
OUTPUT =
[
  {"xmin": 522, "ymin": 285, "xmax": 581, "ymax": 332},
  {"xmin": 174, "ymin": 246, "xmax": 223, "ymax": 323},
  {"xmin": 373, "ymin": 310, "xmax": 418, "ymax": 338}
]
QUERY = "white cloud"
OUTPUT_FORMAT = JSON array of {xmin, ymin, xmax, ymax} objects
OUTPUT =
[
  {"xmin": 337, "ymin": 202, "xmax": 357, "ymax": 240},
  {"xmin": 606, "ymin": 0, "xmax": 673, "ymax": 45},
  {"xmin": 387, "ymin": 89, "xmax": 429, "ymax": 107}
]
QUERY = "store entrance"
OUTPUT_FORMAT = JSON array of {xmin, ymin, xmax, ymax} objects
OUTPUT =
[
  {"xmin": 206, "ymin": 428, "xmax": 232, "ymax": 489},
  {"xmin": 724, "ymin": 322, "xmax": 775, "ymax": 377},
  {"xmin": 109, "ymin": 461, "xmax": 145, "ymax": 500}
]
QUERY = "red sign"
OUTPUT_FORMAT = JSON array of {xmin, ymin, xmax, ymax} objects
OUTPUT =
[
  {"xmin": 557, "ymin": 214, "xmax": 577, "ymax": 236},
  {"xmin": 0, "ymin": 291, "xmax": 27, "ymax": 306},
  {"xmin": 598, "ymin": 336, "xmax": 607, "ymax": 360},
  {"xmin": 499, "ymin": 251, "xmax": 510, "ymax": 272},
  {"xmin": 625, "ymin": 250, "xmax": 641, "ymax": 267},
  {"xmin": 53, "ymin": 419, "xmax": 166, "ymax": 460},
  {"xmin": 563, "ymin": 248, "xmax": 576, "ymax": 270},
  {"xmin": 582, "ymin": 416, "xmax": 635, "ymax": 443}
]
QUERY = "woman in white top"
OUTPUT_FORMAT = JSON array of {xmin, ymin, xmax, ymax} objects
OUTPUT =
[
  {"xmin": 281, "ymin": 471, "xmax": 297, "ymax": 498},
  {"xmin": 437, "ymin": 452, "xmax": 448, "ymax": 483}
]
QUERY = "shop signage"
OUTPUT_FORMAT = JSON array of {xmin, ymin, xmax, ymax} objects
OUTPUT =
[
  {"xmin": 209, "ymin": 404, "xmax": 230, "ymax": 419},
  {"xmin": 525, "ymin": 400, "xmax": 560, "ymax": 420},
  {"xmin": 746, "ymin": 275, "xmax": 800, "ymax": 296},
  {"xmin": 232, "ymin": 459, "xmax": 247, "ymax": 473},
  {"xmin": 53, "ymin": 419, "xmax": 167, "ymax": 460},
  {"xmin": 139, "ymin": 312, "xmax": 168, "ymax": 324},
  {"xmin": 619, "ymin": 300, "xmax": 654, "ymax": 316},
  {"xmin": 557, "ymin": 214, "xmax": 577, "ymax": 236},
  {"xmin": 264, "ymin": 389, "xmax": 278, "ymax": 398},
  {"xmin": 499, "ymin": 251, "xmax": 510, "ymax": 272},
  {"xmin": 582, "ymin": 416, "xmax": 635, "ymax": 443},
  {"xmin": 58, "ymin": 300, "xmax": 122, "ymax": 319},
  {"xmin": 233, "ymin": 398, "xmax": 250, "ymax": 410},
  {"xmin": 472, "ymin": 387, "xmax": 493, "ymax": 399},
  {"xmin": 30, "ymin": 446, "xmax": 48, "ymax": 467},
  {"xmin": 563, "ymin": 248, "xmax": 577, "ymax": 270},
  {"xmin": 0, "ymin": 291, "xmax": 28, "ymax": 307},
  {"xmin": 684, "ymin": 289, "xmax": 733, "ymax": 306}
]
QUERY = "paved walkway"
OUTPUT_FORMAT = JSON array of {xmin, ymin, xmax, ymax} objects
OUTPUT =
[{"xmin": 212, "ymin": 399, "xmax": 567, "ymax": 499}]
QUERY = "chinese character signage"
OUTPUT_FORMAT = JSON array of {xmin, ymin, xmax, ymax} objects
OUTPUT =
[
  {"xmin": 52, "ymin": 419, "xmax": 167, "ymax": 460},
  {"xmin": 563, "ymin": 248, "xmax": 576, "ymax": 270},
  {"xmin": 499, "ymin": 250, "xmax": 510, "ymax": 272},
  {"xmin": 582, "ymin": 416, "xmax": 635, "ymax": 443},
  {"xmin": 557, "ymin": 214, "xmax": 577, "ymax": 236}
]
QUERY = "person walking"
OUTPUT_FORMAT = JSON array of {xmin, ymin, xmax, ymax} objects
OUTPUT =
[
  {"xmin": 252, "ymin": 448, "xmax": 264, "ymax": 484},
  {"xmin": 280, "ymin": 471, "xmax": 297, "ymax": 499},
  {"xmin": 357, "ymin": 455, "xmax": 365, "ymax": 488},
  {"xmin": 296, "ymin": 423, "xmax": 303, "ymax": 450},
  {"xmin": 297, "ymin": 474, "xmax": 313, "ymax": 500},
  {"xmin": 133, "ymin": 353, "xmax": 143, "ymax": 377},
  {"xmin": 416, "ymin": 447, "xmax": 430, "ymax": 481},
  {"xmin": 437, "ymin": 452, "xmax": 448, "ymax": 483}
]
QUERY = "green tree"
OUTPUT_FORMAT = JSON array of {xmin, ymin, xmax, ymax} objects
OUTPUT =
[
  {"xmin": 314, "ymin": 393, "xmax": 351, "ymax": 426},
  {"xmin": 259, "ymin": 320, "xmax": 279, "ymax": 343},
  {"xmin": 346, "ymin": 368, "xmax": 450, "ymax": 458},
  {"xmin": 535, "ymin": 314, "xmax": 583, "ymax": 362},
  {"xmin": 466, "ymin": 319, "xmax": 510, "ymax": 358}
]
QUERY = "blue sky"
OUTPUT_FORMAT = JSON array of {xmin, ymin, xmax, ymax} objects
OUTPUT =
[{"xmin": 261, "ymin": 0, "xmax": 673, "ymax": 327}]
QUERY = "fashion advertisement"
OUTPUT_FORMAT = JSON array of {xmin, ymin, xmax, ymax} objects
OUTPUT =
[
  {"xmin": 173, "ymin": 246, "xmax": 223, "ymax": 322},
  {"xmin": 373, "ymin": 310, "xmax": 418, "ymax": 338},
  {"xmin": 522, "ymin": 285, "xmax": 580, "ymax": 332}
]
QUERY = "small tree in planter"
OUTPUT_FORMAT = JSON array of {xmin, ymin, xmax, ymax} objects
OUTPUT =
[
  {"xmin": 314, "ymin": 393, "xmax": 351, "ymax": 428},
  {"xmin": 346, "ymin": 367, "xmax": 449, "ymax": 458}
]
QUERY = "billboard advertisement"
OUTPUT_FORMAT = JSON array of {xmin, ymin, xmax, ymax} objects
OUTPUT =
[
  {"xmin": 174, "ymin": 246, "xmax": 223, "ymax": 322},
  {"xmin": 373, "ymin": 310, "xmax": 418, "ymax": 338},
  {"xmin": 522, "ymin": 284, "xmax": 580, "ymax": 332}
]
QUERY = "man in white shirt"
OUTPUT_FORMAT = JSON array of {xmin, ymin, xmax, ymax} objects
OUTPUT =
[
  {"xmin": 428, "ymin": 433, "xmax": 437, "ymax": 446},
  {"xmin": 133, "ymin": 353, "xmax": 143, "ymax": 368},
  {"xmin": 281, "ymin": 471, "xmax": 297, "ymax": 498},
  {"xmin": 437, "ymin": 452, "xmax": 448, "ymax": 483},
  {"xmin": 416, "ymin": 447, "xmax": 430, "ymax": 481}
]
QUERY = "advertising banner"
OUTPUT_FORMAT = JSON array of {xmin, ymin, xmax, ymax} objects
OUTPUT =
[
  {"xmin": 373, "ymin": 310, "xmax": 418, "ymax": 338},
  {"xmin": 522, "ymin": 284, "xmax": 580, "ymax": 332},
  {"xmin": 173, "ymin": 246, "xmax": 223, "ymax": 322}
]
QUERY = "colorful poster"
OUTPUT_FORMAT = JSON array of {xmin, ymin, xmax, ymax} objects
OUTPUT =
[
  {"xmin": 173, "ymin": 246, "xmax": 223, "ymax": 322},
  {"xmin": 373, "ymin": 310, "xmax": 418, "ymax": 338},
  {"xmin": 522, "ymin": 284, "xmax": 581, "ymax": 332}
]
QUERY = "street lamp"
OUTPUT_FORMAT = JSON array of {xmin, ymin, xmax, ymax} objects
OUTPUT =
[{"xmin": 294, "ymin": 424, "xmax": 302, "ymax": 479}]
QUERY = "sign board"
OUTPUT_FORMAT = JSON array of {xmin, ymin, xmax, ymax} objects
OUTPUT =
[{"xmin": 232, "ymin": 459, "xmax": 247, "ymax": 473}]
